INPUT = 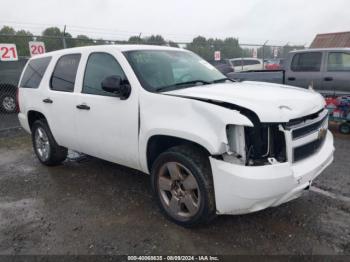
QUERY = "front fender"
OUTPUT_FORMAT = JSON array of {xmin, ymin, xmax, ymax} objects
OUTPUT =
[{"xmin": 138, "ymin": 92, "xmax": 253, "ymax": 173}]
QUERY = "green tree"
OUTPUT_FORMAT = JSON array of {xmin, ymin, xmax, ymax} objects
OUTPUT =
[
  {"xmin": 128, "ymin": 35, "xmax": 143, "ymax": 44},
  {"xmin": 186, "ymin": 36, "xmax": 212, "ymax": 60},
  {"xmin": 0, "ymin": 26, "xmax": 34, "ymax": 57},
  {"xmin": 39, "ymin": 27, "xmax": 64, "ymax": 51},
  {"xmin": 15, "ymin": 30, "xmax": 33, "ymax": 56},
  {"xmin": 145, "ymin": 35, "xmax": 166, "ymax": 45},
  {"xmin": 168, "ymin": 41, "xmax": 179, "ymax": 48},
  {"xmin": 74, "ymin": 34, "xmax": 94, "ymax": 47},
  {"xmin": 0, "ymin": 26, "xmax": 16, "ymax": 46}
]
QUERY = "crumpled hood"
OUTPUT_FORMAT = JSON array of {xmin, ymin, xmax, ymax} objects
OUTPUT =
[{"xmin": 165, "ymin": 81, "xmax": 326, "ymax": 123}]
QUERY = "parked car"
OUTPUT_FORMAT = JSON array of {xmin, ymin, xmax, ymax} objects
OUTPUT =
[
  {"xmin": 0, "ymin": 58, "xmax": 28, "ymax": 113},
  {"xmin": 228, "ymin": 48, "xmax": 350, "ymax": 96},
  {"xmin": 18, "ymin": 45, "xmax": 334, "ymax": 226},
  {"xmin": 209, "ymin": 59, "xmax": 234, "ymax": 75},
  {"xmin": 265, "ymin": 58, "xmax": 284, "ymax": 70},
  {"xmin": 229, "ymin": 58, "xmax": 263, "ymax": 72}
]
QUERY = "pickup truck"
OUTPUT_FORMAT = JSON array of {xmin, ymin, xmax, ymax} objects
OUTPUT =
[
  {"xmin": 17, "ymin": 45, "xmax": 334, "ymax": 226},
  {"xmin": 228, "ymin": 48, "xmax": 350, "ymax": 96},
  {"xmin": 0, "ymin": 58, "xmax": 28, "ymax": 113}
]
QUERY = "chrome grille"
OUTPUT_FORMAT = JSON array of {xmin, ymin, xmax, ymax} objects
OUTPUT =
[
  {"xmin": 292, "ymin": 113, "xmax": 328, "ymax": 139},
  {"xmin": 283, "ymin": 109, "xmax": 329, "ymax": 163}
]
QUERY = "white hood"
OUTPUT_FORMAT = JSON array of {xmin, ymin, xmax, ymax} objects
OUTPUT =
[{"xmin": 165, "ymin": 81, "xmax": 325, "ymax": 123}]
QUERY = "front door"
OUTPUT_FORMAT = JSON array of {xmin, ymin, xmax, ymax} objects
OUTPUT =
[{"xmin": 74, "ymin": 51, "xmax": 139, "ymax": 169}]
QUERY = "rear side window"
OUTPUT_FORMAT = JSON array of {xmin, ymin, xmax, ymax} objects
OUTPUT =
[
  {"xmin": 50, "ymin": 54, "xmax": 81, "ymax": 92},
  {"xmin": 232, "ymin": 60, "xmax": 242, "ymax": 67},
  {"xmin": 243, "ymin": 60, "xmax": 260, "ymax": 66},
  {"xmin": 20, "ymin": 57, "xmax": 51, "ymax": 88},
  {"xmin": 327, "ymin": 52, "xmax": 350, "ymax": 71},
  {"xmin": 82, "ymin": 52, "xmax": 127, "ymax": 96},
  {"xmin": 291, "ymin": 52, "xmax": 322, "ymax": 72}
]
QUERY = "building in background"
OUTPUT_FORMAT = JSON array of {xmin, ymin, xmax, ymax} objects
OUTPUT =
[{"xmin": 310, "ymin": 31, "xmax": 350, "ymax": 48}]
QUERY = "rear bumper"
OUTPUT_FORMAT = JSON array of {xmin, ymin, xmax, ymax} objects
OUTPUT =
[
  {"xmin": 18, "ymin": 112, "xmax": 30, "ymax": 133},
  {"xmin": 210, "ymin": 130, "xmax": 334, "ymax": 215}
]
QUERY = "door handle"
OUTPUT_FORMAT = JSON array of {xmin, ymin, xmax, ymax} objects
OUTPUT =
[
  {"xmin": 76, "ymin": 104, "xmax": 90, "ymax": 110},
  {"xmin": 43, "ymin": 98, "xmax": 53, "ymax": 104},
  {"xmin": 324, "ymin": 77, "xmax": 333, "ymax": 81},
  {"xmin": 288, "ymin": 77, "xmax": 296, "ymax": 81}
]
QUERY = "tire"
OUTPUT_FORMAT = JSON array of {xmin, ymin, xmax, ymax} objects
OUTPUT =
[
  {"xmin": 0, "ymin": 92, "xmax": 17, "ymax": 113},
  {"xmin": 339, "ymin": 122, "xmax": 350, "ymax": 135},
  {"xmin": 151, "ymin": 145, "xmax": 216, "ymax": 227},
  {"xmin": 31, "ymin": 119, "xmax": 68, "ymax": 166}
]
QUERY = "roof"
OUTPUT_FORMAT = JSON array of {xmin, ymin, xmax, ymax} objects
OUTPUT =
[
  {"xmin": 30, "ymin": 44, "xmax": 184, "ymax": 59},
  {"xmin": 310, "ymin": 31, "xmax": 350, "ymax": 48},
  {"xmin": 229, "ymin": 58, "xmax": 262, "ymax": 61},
  {"xmin": 289, "ymin": 48, "xmax": 350, "ymax": 53}
]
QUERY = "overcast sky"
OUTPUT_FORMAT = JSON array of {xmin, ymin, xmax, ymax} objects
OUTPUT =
[{"xmin": 1, "ymin": 0, "xmax": 349, "ymax": 46}]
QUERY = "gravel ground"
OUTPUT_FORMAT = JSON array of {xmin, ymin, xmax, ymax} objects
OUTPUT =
[
  {"xmin": 0, "ymin": 129, "xmax": 349, "ymax": 255},
  {"xmin": 0, "ymin": 113, "xmax": 20, "ymax": 130}
]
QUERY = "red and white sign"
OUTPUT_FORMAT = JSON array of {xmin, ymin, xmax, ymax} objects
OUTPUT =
[
  {"xmin": 252, "ymin": 48, "xmax": 258, "ymax": 58},
  {"xmin": 29, "ymin": 41, "xmax": 46, "ymax": 57},
  {"xmin": 0, "ymin": 44, "xmax": 18, "ymax": 61},
  {"xmin": 214, "ymin": 51, "xmax": 221, "ymax": 61}
]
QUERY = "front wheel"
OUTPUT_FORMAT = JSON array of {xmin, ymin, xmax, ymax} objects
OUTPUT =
[
  {"xmin": 151, "ymin": 145, "xmax": 216, "ymax": 227},
  {"xmin": 31, "ymin": 120, "xmax": 68, "ymax": 166}
]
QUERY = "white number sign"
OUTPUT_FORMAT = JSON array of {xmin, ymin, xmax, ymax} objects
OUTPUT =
[
  {"xmin": 29, "ymin": 41, "xmax": 46, "ymax": 56},
  {"xmin": 214, "ymin": 51, "xmax": 221, "ymax": 61},
  {"xmin": 0, "ymin": 44, "xmax": 18, "ymax": 61}
]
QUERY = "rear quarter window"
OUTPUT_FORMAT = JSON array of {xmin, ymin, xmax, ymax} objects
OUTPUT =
[{"xmin": 20, "ymin": 57, "xmax": 52, "ymax": 88}]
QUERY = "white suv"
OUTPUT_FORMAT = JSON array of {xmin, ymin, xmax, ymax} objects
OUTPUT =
[
  {"xmin": 18, "ymin": 45, "xmax": 334, "ymax": 226},
  {"xmin": 229, "ymin": 58, "xmax": 263, "ymax": 72}
]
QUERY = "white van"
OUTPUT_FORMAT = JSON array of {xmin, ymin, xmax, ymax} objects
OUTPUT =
[{"xmin": 229, "ymin": 58, "xmax": 263, "ymax": 72}]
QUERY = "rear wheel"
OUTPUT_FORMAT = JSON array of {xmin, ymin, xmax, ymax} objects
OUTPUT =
[
  {"xmin": 151, "ymin": 145, "xmax": 216, "ymax": 227},
  {"xmin": 31, "ymin": 120, "xmax": 68, "ymax": 166}
]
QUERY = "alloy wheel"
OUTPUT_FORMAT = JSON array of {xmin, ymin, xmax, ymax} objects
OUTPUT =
[
  {"xmin": 158, "ymin": 162, "xmax": 201, "ymax": 221},
  {"xmin": 2, "ymin": 96, "xmax": 16, "ymax": 112},
  {"xmin": 34, "ymin": 127, "xmax": 50, "ymax": 161}
]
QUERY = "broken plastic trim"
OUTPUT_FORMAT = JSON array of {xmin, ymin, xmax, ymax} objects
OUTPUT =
[{"xmin": 163, "ymin": 94, "xmax": 287, "ymax": 166}]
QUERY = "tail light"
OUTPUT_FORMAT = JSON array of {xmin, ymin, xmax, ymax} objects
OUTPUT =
[{"xmin": 16, "ymin": 87, "xmax": 20, "ymax": 113}]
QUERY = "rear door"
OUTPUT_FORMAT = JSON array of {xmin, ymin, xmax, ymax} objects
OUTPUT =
[
  {"xmin": 323, "ymin": 51, "xmax": 350, "ymax": 96},
  {"xmin": 42, "ymin": 54, "xmax": 81, "ymax": 149},
  {"xmin": 286, "ymin": 51, "xmax": 325, "ymax": 92}
]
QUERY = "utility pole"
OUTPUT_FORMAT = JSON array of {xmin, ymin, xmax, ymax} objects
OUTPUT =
[
  {"xmin": 62, "ymin": 25, "xmax": 67, "ymax": 49},
  {"xmin": 262, "ymin": 40, "xmax": 268, "ymax": 69},
  {"xmin": 138, "ymin": 32, "xmax": 142, "ymax": 44}
]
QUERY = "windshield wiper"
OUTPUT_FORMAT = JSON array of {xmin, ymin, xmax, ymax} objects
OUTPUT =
[
  {"xmin": 154, "ymin": 80, "xmax": 211, "ymax": 92},
  {"xmin": 212, "ymin": 77, "xmax": 233, "ymax": 83}
]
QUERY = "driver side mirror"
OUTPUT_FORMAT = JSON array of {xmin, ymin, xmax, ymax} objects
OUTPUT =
[{"xmin": 101, "ymin": 75, "xmax": 131, "ymax": 100}]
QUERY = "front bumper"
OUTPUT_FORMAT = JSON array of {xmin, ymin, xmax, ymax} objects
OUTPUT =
[{"xmin": 210, "ymin": 130, "xmax": 334, "ymax": 215}]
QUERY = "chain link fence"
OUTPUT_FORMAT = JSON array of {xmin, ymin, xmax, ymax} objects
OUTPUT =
[{"xmin": 0, "ymin": 57, "xmax": 27, "ymax": 131}]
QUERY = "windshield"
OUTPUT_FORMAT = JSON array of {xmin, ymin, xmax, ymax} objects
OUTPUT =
[{"xmin": 123, "ymin": 50, "xmax": 226, "ymax": 92}]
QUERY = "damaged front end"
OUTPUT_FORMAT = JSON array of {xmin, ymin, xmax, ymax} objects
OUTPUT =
[{"xmin": 225, "ymin": 123, "xmax": 287, "ymax": 166}]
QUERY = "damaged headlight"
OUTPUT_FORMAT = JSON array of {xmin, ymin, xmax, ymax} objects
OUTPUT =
[
  {"xmin": 224, "ymin": 125, "xmax": 246, "ymax": 165},
  {"xmin": 225, "ymin": 124, "xmax": 287, "ymax": 166}
]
